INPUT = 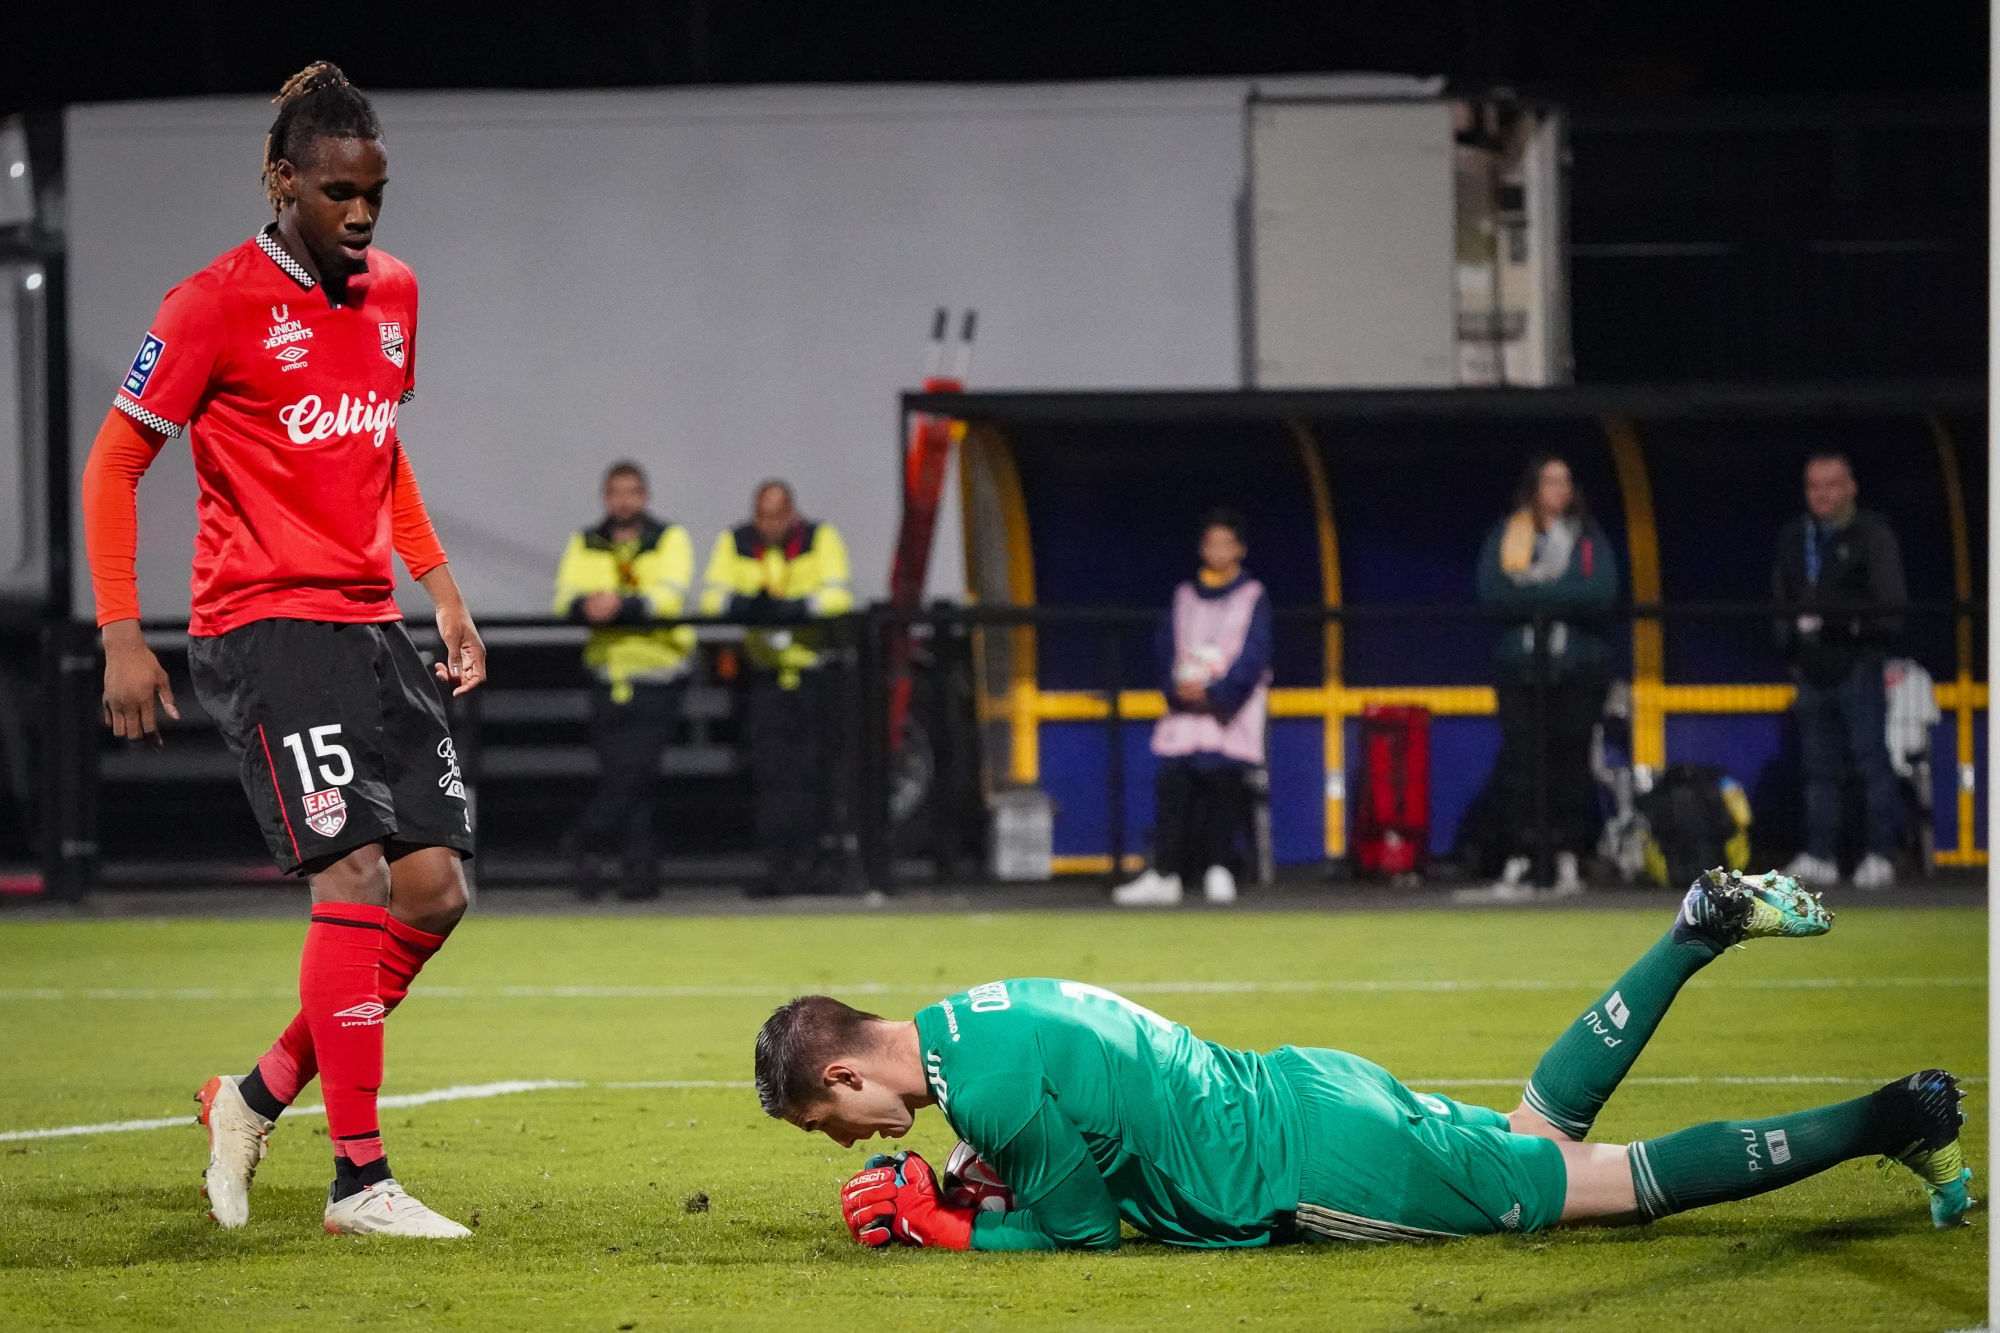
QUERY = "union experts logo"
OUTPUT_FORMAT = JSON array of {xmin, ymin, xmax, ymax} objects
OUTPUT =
[
  {"xmin": 379, "ymin": 321, "xmax": 405, "ymax": 369},
  {"xmin": 123, "ymin": 333, "xmax": 165, "ymax": 398},
  {"xmin": 302, "ymin": 787, "xmax": 348, "ymax": 838}
]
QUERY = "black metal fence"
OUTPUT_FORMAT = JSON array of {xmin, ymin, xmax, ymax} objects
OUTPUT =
[{"xmin": 33, "ymin": 598, "xmax": 1986, "ymax": 899}]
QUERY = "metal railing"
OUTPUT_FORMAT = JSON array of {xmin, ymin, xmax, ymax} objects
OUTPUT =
[{"xmin": 34, "ymin": 598, "xmax": 1987, "ymax": 898}]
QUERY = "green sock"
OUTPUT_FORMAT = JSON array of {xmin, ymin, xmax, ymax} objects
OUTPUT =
[
  {"xmin": 1628, "ymin": 1094, "xmax": 1888, "ymax": 1219},
  {"xmin": 1522, "ymin": 925, "xmax": 1723, "ymax": 1137}
]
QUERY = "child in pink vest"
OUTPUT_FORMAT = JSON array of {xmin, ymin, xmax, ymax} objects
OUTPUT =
[{"xmin": 1113, "ymin": 509, "xmax": 1273, "ymax": 907}]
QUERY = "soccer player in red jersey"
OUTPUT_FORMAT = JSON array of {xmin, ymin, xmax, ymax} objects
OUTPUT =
[{"xmin": 81, "ymin": 63, "xmax": 482, "ymax": 1238}]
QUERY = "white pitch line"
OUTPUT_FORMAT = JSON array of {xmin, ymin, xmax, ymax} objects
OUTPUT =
[
  {"xmin": 3, "ymin": 1073, "xmax": 1982, "ymax": 1143},
  {"xmin": 0, "ymin": 977, "xmax": 1981, "ymax": 1002},
  {"xmin": 0, "ymin": 1080, "xmax": 583, "ymax": 1143},
  {"xmin": 601, "ymin": 1080, "xmax": 755, "ymax": 1089}
]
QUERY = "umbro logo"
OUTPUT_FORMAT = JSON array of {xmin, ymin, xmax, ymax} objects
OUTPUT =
[
  {"xmin": 331, "ymin": 1001, "xmax": 386, "ymax": 1026},
  {"xmin": 275, "ymin": 345, "xmax": 310, "ymax": 372}
]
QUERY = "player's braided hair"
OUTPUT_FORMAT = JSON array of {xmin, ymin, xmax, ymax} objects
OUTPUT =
[{"xmin": 262, "ymin": 61, "xmax": 382, "ymax": 215}]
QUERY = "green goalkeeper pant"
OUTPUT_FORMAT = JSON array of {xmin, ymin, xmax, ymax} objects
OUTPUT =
[{"xmin": 1272, "ymin": 1046, "xmax": 1568, "ymax": 1241}]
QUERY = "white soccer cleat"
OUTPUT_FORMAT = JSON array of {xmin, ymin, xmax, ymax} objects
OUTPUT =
[
  {"xmin": 196, "ymin": 1075, "xmax": 272, "ymax": 1229},
  {"xmin": 1781, "ymin": 851, "xmax": 1839, "ymax": 888},
  {"xmin": 323, "ymin": 1180, "xmax": 472, "ymax": 1238},
  {"xmin": 1202, "ymin": 865, "xmax": 1238, "ymax": 904},
  {"xmin": 1111, "ymin": 869, "xmax": 1183, "ymax": 907},
  {"xmin": 1553, "ymin": 852, "xmax": 1584, "ymax": 897}
]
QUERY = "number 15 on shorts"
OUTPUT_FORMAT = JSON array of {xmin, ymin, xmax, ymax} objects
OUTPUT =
[{"xmin": 282, "ymin": 725, "xmax": 353, "ymax": 838}]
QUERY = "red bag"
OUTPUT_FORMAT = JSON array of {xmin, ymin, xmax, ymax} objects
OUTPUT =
[{"xmin": 1353, "ymin": 705, "xmax": 1430, "ymax": 878}]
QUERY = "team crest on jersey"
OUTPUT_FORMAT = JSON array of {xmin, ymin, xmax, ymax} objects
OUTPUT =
[
  {"xmin": 302, "ymin": 787, "xmax": 348, "ymax": 838},
  {"xmin": 123, "ymin": 333, "xmax": 164, "ymax": 398},
  {"xmin": 379, "ymin": 321, "xmax": 406, "ymax": 369}
]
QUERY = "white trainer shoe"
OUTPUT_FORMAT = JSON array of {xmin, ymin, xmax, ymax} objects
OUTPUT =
[
  {"xmin": 1452, "ymin": 857, "xmax": 1538, "ymax": 904},
  {"xmin": 324, "ymin": 1180, "xmax": 472, "ymax": 1238},
  {"xmin": 1851, "ymin": 853, "xmax": 1896, "ymax": 891},
  {"xmin": 1553, "ymin": 852, "xmax": 1584, "ymax": 897},
  {"xmin": 1203, "ymin": 865, "xmax": 1238, "ymax": 904},
  {"xmin": 196, "ymin": 1075, "xmax": 272, "ymax": 1229},
  {"xmin": 1782, "ymin": 852, "xmax": 1839, "ymax": 888},
  {"xmin": 1111, "ymin": 870, "xmax": 1183, "ymax": 907}
]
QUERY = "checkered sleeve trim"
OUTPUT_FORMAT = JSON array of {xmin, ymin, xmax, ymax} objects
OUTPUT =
[
  {"xmin": 398, "ymin": 388, "xmax": 416, "ymax": 405},
  {"xmin": 113, "ymin": 395, "xmax": 185, "ymax": 438}
]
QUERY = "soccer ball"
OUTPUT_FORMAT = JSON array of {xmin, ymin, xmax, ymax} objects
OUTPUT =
[{"xmin": 942, "ymin": 1141, "xmax": 1015, "ymax": 1213}]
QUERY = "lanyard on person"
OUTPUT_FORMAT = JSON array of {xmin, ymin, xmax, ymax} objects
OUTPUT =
[{"xmin": 1803, "ymin": 521, "xmax": 1823, "ymax": 588}]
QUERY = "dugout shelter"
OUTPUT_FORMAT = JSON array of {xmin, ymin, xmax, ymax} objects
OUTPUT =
[{"xmin": 914, "ymin": 380, "xmax": 1988, "ymax": 879}]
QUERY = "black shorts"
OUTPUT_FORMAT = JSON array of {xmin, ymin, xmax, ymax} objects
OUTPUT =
[{"xmin": 187, "ymin": 619, "xmax": 476, "ymax": 875}]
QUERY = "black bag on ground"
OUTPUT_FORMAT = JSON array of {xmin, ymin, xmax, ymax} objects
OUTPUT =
[{"xmin": 1636, "ymin": 763, "xmax": 1750, "ymax": 890}]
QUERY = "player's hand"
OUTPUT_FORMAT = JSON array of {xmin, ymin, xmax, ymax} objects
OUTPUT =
[
  {"xmin": 581, "ymin": 591, "xmax": 621, "ymax": 623},
  {"xmin": 433, "ymin": 604, "xmax": 487, "ymax": 696},
  {"xmin": 840, "ymin": 1152, "xmax": 975, "ymax": 1250},
  {"xmin": 100, "ymin": 620, "xmax": 178, "ymax": 746},
  {"xmin": 840, "ymin": 1162, "xmax": 901, "ymax": 1247}
]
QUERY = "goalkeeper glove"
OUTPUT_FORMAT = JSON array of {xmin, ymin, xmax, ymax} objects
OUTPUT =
[{"xmin": 839, "ymin": 1151, "xmax": 976, "ymax": 1250}]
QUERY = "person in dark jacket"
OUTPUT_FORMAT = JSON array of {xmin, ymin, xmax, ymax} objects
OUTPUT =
[
  {"xmin": 1466, "ymin": 456, "xmax": 1619, "ymax": 899},
  {"xmin": 1113, "ymin": 509, "xmax": 1273, "ymax": 907},
  {"xmin": 1773, "ymin": 452, "xmax": 1908, "ymax": 891}
]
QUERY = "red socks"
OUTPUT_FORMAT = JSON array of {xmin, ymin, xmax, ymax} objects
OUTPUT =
[
  {"xmin": 300, "ymin": 903, "xmax": 389, "ymax": 1169},
  {"xmin": 252, "ymin": 1012, "xmax": 317, "ymax": 1107},
  {"xmin": 250, "ymin": 914, "xmax": 450, "ymax": 1110},
  {"xmin": 379, "ymin": 914, "xmax": 448, "ymax": 1011}
]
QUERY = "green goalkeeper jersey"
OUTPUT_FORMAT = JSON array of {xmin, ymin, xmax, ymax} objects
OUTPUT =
[{"xmin": 912, "ymin": 978, "xmax": 1304, "ymax": 1251}]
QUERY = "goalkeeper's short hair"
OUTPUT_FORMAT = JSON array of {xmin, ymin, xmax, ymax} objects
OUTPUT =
[{"xmin": 755, "ymin": 995, "xmax": 885, "ymax": 1118}]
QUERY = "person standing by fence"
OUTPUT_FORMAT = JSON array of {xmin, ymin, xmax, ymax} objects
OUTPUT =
[
  {"xmin": 1470, "ymin": 456, "xmax": 1618, "ymax": 899},
  {"xmin": 702, "ymin": 480, "xmax": 854, "ymax": 898},
  {"xmin": 1773, "ymin": 452, "xmax": 1907, "ymax": 891},
  {"xmin": 1113, "ymin": 509, "xmax": 1272, "ymax": 908},
  {"xmin": 553, "ymin": 460, "xmax": 696, "ymax": 901}
]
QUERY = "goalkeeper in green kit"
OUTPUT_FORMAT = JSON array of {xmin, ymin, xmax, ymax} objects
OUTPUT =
[{"xmin": 753, "ymin": 872, "xmax": 1973, "ymax": 1250}]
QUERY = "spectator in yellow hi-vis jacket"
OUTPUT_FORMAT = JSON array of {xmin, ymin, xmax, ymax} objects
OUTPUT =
[
  {"xmin": 701, "ymin": 479, "xmax": 853, "ymax": 897},
  {"xmin": 553, "ymin": 460, "xmax": 696, "ymax": 900}
]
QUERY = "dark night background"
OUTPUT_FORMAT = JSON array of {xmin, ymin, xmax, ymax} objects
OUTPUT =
[
  {"xmin": 5, "ymin": 3, "xmax": 1989, "ymax": 112},
  {"xmin": 13, "ymin": 1, "xmax": 1986, "ymax": 382}
]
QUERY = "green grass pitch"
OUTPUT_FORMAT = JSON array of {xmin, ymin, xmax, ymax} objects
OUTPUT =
[{"xmin": 0, "ymin": 904, "xmax": 1984, "ymax": 1331}]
